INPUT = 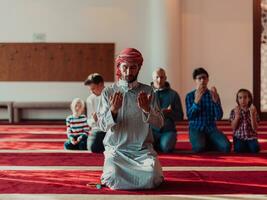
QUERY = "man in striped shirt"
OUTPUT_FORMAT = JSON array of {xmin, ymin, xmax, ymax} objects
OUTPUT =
[
  {"xmin": 185, "ymin": 67, "xmax": 231, "ymax": 153},
  {"xmin": 64, "ymin": 98, "xmax": 90, "ymax": 150}
]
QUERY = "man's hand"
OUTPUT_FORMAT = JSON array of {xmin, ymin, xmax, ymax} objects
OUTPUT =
[
  {"xmin": 162, "ymin": 105, "xmax": 172, "ymax": 114},
  {"xmin": 194, "ymin": 85, "xmax": 205, "ymax": 104},
  {"xmin": 137, "ymin": 91, "xmax": 151, "ymax": 113},
  {"xmin": 92, "ymin": 112, "xmax": 98, "ymax": 122},
  {"xmin": 210, "ymin": 86, "xmax": 219, "ymax": 103},
  {"xmin": 110, "ymin": 92, "xmax": 123, "ymax": 114}
]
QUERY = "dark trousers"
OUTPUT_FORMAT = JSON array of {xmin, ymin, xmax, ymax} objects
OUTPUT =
[
  {"xmin": 189, "ymin": 127, "xmax": 231, "ymax": 153},
  {"xmin": 152, "ymin": 130, "xmax": 177, "ymax": 153},
  {"xmin": 233, "ymin": 137, "xmax": 260, "ymax": 153},
  {"xmin": 64, "ymin": 134, "xmax": 88, "ymax": 150},
  {"xmin": 87, "ymin": 131, "xmax": 106, "ymax": 153}
]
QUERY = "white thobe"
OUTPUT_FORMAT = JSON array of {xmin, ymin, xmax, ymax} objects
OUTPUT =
[{"xmin": 98, "ymin": 80, "xmax": 164, "ymax": 190}]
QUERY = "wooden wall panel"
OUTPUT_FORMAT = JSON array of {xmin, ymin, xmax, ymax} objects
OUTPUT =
[{"xmin": 0, "ymin": 43, "xmax": 114, "ymax": 81}]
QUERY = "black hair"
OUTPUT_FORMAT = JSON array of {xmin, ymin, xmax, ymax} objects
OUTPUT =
[
  {"xmin": 192, "ymin": 67, "xmax": 209, "ymax": 79},
  {"xmin": 84, "ymin": 73, "xmax": 104, "ymax": 85}
]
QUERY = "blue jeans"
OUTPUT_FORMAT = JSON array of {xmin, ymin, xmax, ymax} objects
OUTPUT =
[
  {"xmin": 233, "ymin": 137, "xmax": 260, "ymax": 153},
  {"xmin": 152, "ymin": 130, "xmax": 177, "ymax": 153},
  {"xmin": 64, "ymin": 134, "xmax": 88, "ymax": 150},
  {"xmin": 189, "ymin": 127, "xmax": 231, "ymax": 153}
]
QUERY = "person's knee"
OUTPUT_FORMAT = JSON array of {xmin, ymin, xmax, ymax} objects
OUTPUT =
[
  {"xmin": 159, "ymin": 132, "xmax": 176, "ymax": 153},
  {"xmin": 78, "ymin": 141, "xmax": 87, "ymax": 150},
  {"xmin": 189, "ymin": 129, "xmax": 206, "ymax": 152},
  {"xmin": 190, "ymin": 138, "xmax": 206, "ymax": 153},
  {"xmin": 64, "ymin": 141, "xmax": 72, "ymax": 149},
  {"xmin": 250, "ymin": 144, "xmax": 260, "ymax": 153},
  {"xmin": 192, "ymin": 144, "xmax": 206, "ymax": 153},
  {"xmin": 250, "ymin": 147, "xmax": 260, "ymax": 153},
  {"xmin": 64, "ymin": 142, "xmax": 75, "ymax": 150},
  {"xmin": 90, "ymin": 139, "xmax": 105, "ymax": 153},
  {"xmin": 91, "ymin": 144, "xmax": 104, "ymax": 153},
  {"xmin": 64, "ymin": 144, "xmax": 71, "ymax": 150},
  {"xmin": 90, "ymin": 145, "xmax": 97, "ymax": 153},
  {"xmin": 234, "ymin": 145, "xmax": 243, "ymax": 153},
  {"xmin": 219, "ymin": 141, "xmax": 231, "ymax": 153},
  {"xmin": 160, "ymin": 144, "xmax": 174, "ymax": 153}
]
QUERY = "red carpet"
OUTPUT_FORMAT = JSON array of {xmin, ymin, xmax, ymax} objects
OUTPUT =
[
  {"xmin": 176, "ymin": 121, "xmax": 267, "ymax": 125},
  {"xmin": 0, "ymin": 170, "xmax": 267, "ymax": 194},
  {"xmin": 177, "ymin": 133, "xmax": 267, "ymax": 140},
  {"xmin": 2, "ymin": 132, "xmax": 267, "ymax": 140},
  {"xmin": 176, "ymin": 126, "xmax": 267, "ymax": 132},
  {"xmin": 1, "ymin": 139, "xmax": 267, "ymax": 151},
  {"xmin": 0, "ymin": 141, "xmax": 64, "ymax": 150},
  {"xmin": 0, "ymin": 133, "xmax": 66, "ymax": 139},
  {"xmin": 0, "ymin": 126, "xmax": 65, "ymax": 134},
  {"xmin": 0, "ymin": 122, "xmax": 267, "ymax": 195},
  {"xmin": 0, "ymin": 152, "xmax": 267, "ymax": 167}
]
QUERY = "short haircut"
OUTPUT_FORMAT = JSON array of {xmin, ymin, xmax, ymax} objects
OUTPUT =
[
  {"xmin": 192, "ymin": 67, "xmax": 209, "ymax": 79},
  {"xmin": 84, "ymin": 73, "xmax": 104, "ymax": 85},
  {"xmin": 236, "ymin": 88, "xmax": 253, "ymax": 107}
]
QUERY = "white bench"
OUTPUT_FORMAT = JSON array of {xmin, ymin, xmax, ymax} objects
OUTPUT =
[
  {"xmin": 13, "ymin": 101, "xmax": 71, "ymax": 123},
  {"xmin": 0, "ymin": 101, "xmax": 13, "ymax": 123}
]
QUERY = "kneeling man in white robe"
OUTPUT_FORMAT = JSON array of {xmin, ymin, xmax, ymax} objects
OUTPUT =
[{"xmin": 98, "ymin": 48, "xmax": 164, "ymax": 190}]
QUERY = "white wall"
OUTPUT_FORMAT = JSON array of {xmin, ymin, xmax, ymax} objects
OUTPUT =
[
  {"xmin": 0, "ymin": 0, "xmax": 152, "ymax": 119},
  {"xmin": 0, "ymin": 82, "xmax": 89, "ymax": 119},
  {"xmin": 181, "ymin": 0, "xmax": 253, "ymax": 118},
  {"xmin": 149, "ymin": 0, "xmax": 182, "ymax": 92},
  {"xmin": 0, "ymin": 0, "xmax": 253, "ymax": 120}
]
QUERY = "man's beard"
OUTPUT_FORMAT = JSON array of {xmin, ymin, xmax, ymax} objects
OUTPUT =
[{"xmin": 124, "ymin": 74, "xmax": 138, "ymax": 83}]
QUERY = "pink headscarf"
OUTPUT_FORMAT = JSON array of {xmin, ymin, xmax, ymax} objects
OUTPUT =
[{"xmin": 115, "ymin": 48, "xmax": 144, "ymax": 78}]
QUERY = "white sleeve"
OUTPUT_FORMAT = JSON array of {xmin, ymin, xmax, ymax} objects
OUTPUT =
[
  {"xmin": 86, "ymin": 96, "xmax": 97, "ymax": 127},
  {"xmin": 97, "ymin": 89, "xmax": 116, "ymax": 132}
]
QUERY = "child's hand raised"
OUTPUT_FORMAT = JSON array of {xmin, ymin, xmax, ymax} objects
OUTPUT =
[
  {"xmin": 234, "ymin": 106, "xmax": 241, "ymax": 118},
  {"xmin": 249, "ymin": 104, "xmax": 257, "ymax": 116}
]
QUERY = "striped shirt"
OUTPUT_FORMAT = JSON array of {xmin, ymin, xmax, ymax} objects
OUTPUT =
[
  {"xmin": 186, "ymin": 89, "xmax": 223, "ymax": 132},
  {"xmin": 66, "ymin": 114, "xmax": 90, "ymax": 138},
  {"xmin": 229, "ymin": 108, "xmax": 259, "ymax": 140}
]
